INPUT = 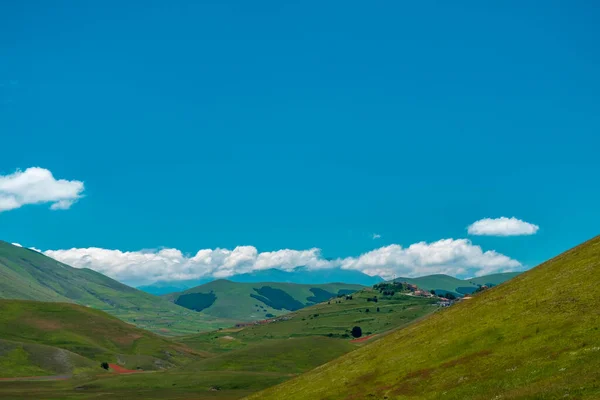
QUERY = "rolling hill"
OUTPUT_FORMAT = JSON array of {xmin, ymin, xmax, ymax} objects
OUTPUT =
[
  {"xmin": 249, "ymin": 235, "xmax": 600, "ymax": 399},
  {"xmin": 138, "ymin": 267, "xmax": 383, "ymax": 296},
  {"xmin": 395, "ymin": 271, "xmax": 520, "ymax": 297},
  {"xmin": 177, "ymin": 286, "xmax": 438, "ymax": 355},
  {"xmin": 0, "ymin": 300, "xmax": 204, "ymax": 377},
  {"xmin": 164, "ymin": 279, "xmax": 365, "ymax": 321},
  {"xmin": 0, "ymin": 241, "xmax": 232, "ymax": 335}
]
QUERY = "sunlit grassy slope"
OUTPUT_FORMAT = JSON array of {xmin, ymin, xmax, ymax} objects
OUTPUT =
[
  {"xmin": 0, "ymin": 241, "xmax": 232, "ymax": 335},
  {"xmin": 250, "ymin": 235, "xmax": 600, "ymax": 400},
  {"xmin": 0, "ymin": 300, "xmax": 204, "ymax": 375},
  {"xmin": 165, "ymin": 279, "xmax": 365, "ymax": 321}
]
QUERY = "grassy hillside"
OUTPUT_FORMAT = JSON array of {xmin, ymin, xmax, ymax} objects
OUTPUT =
[
  {"xmin": 0, "ymin": 241, "xmax": 232, "ymax": 335},
  {"xmin": 165, "ymin": 279, "xmax": 365, "ymax": 321},
  {"xmin": 0, "ymin": 300, "xmax": 204, "ymax": 375},
  {"xmin": 396, "ymin": 271, "xmax": 520, "ymax": 296},
  {"xmin": 250, "ymin": 235, "xmax": 600, "ymax": 400},
  {"xmin": 0, "ymin": 339, "xmax": 96, "ymax": 378},
  {"xmin": 0, "ymin": 287, "xmax": 440, "ymax": 398},
  {"xmin": 177, "ymin": 287, "xmax": 437, "ymax": 355}
]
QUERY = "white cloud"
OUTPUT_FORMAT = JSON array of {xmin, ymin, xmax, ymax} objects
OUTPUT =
[
  {"xmin": 467, "ymin": 217, "xmax": 539, "ymax": 236},
  {"xmin": 11, "ymin": 243, "xmax": 22, "ymax": 247},
  {"xmin": 339, "ymin": 239, "xmax": 521, "ymax": 278},
  {"xmin": 42, "ymin": 239, "xmax": 521, "ymax": 285},
  {"xmin": 372, "ymin": 233, "xmax": 381, "ymax": 240},
  {"xmin": 0, "ymin": 167, "xmax": 84, "ymax": 212}
]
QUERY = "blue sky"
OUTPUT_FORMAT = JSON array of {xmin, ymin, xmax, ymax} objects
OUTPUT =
[{"xmin": 1, "ymin": 1, "xmax": 599, "ymax": 284}]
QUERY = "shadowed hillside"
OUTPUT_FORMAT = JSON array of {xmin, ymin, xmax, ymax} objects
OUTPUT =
[
  {"xmin": 164, "ymin": 279, "xmax": 364, "ymax": 321},
  {"xmin": 249, "ymin": 235, "xmax": 600, "ymax": 399}
]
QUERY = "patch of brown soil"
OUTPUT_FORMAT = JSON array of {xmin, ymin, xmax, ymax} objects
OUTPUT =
[{"xmin": 25, "ymin": 319, "xmax": 62, "ymax": 331}]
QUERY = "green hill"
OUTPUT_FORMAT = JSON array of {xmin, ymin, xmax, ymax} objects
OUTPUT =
[
  {"xmin": 0, "ymin": 300, "xmax": 205, "ymax": 377},
  {"xmin": 164, "ymin": 279, "xmax": 365, "ymax": 321},
  {"xmin": 177, "ymin": 287, "xmax": 438, "ymax": 355},
  {"xmin": 395, "ymin": 271, "xmax": 520, "ymax": 296},
  {"xmin": 250, "ymin": 235, "xmax": 600, "ymax": 400},
  {"xmin": 0, "ymin": 241, "xmax": 232, "ymax": 335}
]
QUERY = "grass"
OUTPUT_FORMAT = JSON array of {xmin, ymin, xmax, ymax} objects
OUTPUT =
[
  {"xmin": 176, "ymin": 288, "xmax": 438, "ymax": 354},
  {"xmin": 0, "ymin": 371, "xmax": 289, "ymax": 399},
  {"xmin": 0, "ymin": 241, "xmax": 234, "ymax": 335},
  {"xmin": 0, "ymin": 283, "xmax": 440, "ymax": 398},
  {"xmin": 186, "ymin": 336, "xmax": 355, "ymax": 373},
  {"xmin": 249, "ymin": 235, "xmax": 600, "ymax": 400},
  {"xmin": 0, "ymin": 300, "xmax": 205, "ymax": 374},
  {"xmin": 164, "ymin": 279, "xmax": 365, "ymax": 321}
]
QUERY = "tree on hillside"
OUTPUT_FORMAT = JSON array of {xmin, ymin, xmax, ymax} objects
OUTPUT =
[
  {"xmin": 351, "ymin": 326, "xmax": 362, "ymax": 338},
  {"xmin": 100, "ymin": 362, "xmax": 109, "ymax": 370}
]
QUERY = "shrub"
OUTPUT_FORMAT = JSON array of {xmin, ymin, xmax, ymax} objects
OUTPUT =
[
  {"xmin": 100, "ymin": 362, "xmax": 109, "ymax": 370},
  {"xmin": 351, "ymin": 326, "xmax": 362, "ymax": 338}
]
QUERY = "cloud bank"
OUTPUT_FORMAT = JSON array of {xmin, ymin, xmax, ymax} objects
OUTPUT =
[
  {"xmin": 0, "ymin": 167, "xmax": 84, "ymax": 212},
  {"xmin": 467, "ymin": 217, "xmax": 539, "ymax": 236},
  {"xmin": 43, "ymin": 239, "xmax": 522, "ymax": 285}
]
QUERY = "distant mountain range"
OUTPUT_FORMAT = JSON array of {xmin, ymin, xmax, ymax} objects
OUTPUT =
[{"xmin": 138, "ymin": 267, "xmax": 384, "ymax": 295}]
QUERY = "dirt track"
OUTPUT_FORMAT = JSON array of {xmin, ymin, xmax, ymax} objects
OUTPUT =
[{"xmin": 350, "ymin": 334, "xmax": 378, "ymax": 343}]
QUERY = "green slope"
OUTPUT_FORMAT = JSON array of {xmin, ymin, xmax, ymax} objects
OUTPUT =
[
  {"xmin": 396, "ymin": 271, "xmax": 520, "ymax": 296},
  {"xmin": 0, "ymin": 339, "xmax": 96, "ymax": 378},
  {"xmin": 0, "ymin": 288, "xmax": 438, "ymax": 398},
  {"xmin": 250, "ymin": 235, "xmax": 600, "ymax": 400},
  {"xmin": 165, "ymin": 279, "xmax": 365, "ymax": 321},
  {"xmin": 0, "ymin": 300, "xmax": 205, "ymax": 375},
  {"xmin": 0, "ymin": 241, "xmax": 232, "ymax": 335},
  {"xmin": 186, "ymin": 336, "xmax": 355, "ymax": 374},
  {"xmin": 177, "ymin": 287, "xmax": 437, "ymax": 357}
]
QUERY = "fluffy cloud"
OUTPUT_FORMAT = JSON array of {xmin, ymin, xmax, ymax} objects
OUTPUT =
[
  {"xmin": 339, "ymin": 239, "xmax": 521, "ymax": 278},
  {"xmin": 42, "ymin": 239, "xmax": 521, "ymax": 285},
  {"xmin": 0, "ymin": 167, "xmax": 84, "ymax": 212},
  {"xmin": 467, "ymin": 217, "xmax": 539, "ymax": 236}
]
